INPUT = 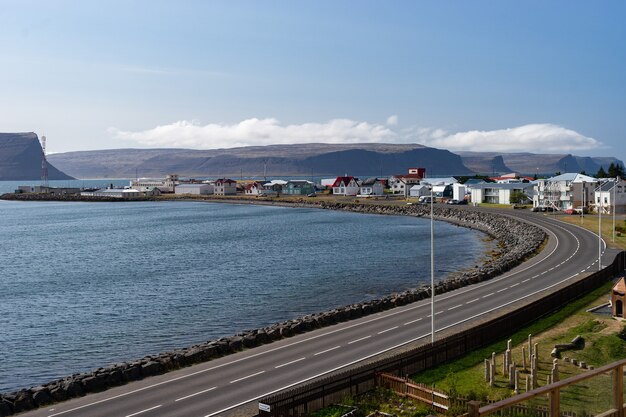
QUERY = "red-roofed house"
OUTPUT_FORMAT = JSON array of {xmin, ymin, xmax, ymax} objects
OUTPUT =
[
  {"xmin": 332, "ymin": 176, "xmax": 359, "ymax": 196},
  {"xmin": 244, "ymin": 181, "xmax": 264, "ymax": 196}
]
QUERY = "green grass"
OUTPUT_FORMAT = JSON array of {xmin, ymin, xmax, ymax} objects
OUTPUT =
[{"xmin": 412, "ymin": 281, "xmax": 625, "ymax": 414}]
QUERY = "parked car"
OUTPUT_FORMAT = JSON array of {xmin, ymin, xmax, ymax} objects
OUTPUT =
[
  {"xmin": 446, "ymin": 199, "xmax": 459, "ymax": 205},
  {"xmin": 563, "ymin": 208, "xmax": 575, "ymax": 215}
]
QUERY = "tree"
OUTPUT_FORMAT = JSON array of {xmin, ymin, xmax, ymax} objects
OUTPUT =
[
  {"xmin": 580, "ymin": 170, "xmax": 587, "ymax": 176},
  {"xmin": 608, "ymin": 162, "xmax": 626, "ymax": 178},
  {"xmin": 596, "ymin": 167, "xmax": 608, "ymax": 178},
  {"xmin": 510, "ymin": 190, "xmax": 528, "ymax": 204}
]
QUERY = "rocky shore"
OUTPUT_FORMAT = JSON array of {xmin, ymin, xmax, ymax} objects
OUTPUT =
[{"xmin": 0, "ymin": 200, "xmax": 546, "ymax": 416}]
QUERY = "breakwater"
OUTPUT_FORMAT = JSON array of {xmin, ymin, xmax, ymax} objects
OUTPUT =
[{"xmin": 0, "ymin": 201, "xmax": 545, "ymax": 416}]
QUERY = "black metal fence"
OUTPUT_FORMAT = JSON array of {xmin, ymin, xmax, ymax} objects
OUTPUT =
[{"xmin": 258, "ymin": 251, "xmax": 626, "ymax": 417}]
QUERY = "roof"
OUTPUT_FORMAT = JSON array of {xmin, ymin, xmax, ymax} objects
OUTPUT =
[
  {"xmin": 471, "ymin": 183, "xmax": 534, "ymax": 190},
  {"xmin": 613, "ymin": 277, "xmax": 626, "ymax": 295},
  {"xmin": 464, "ymin": 179, "xmax": 487, "ymax": 185},
  {"xmin": 597, "ymin": 181, "xmax": 617, "ymax": 192},
  {"xmin": 421, "ymin": 177, "xmax": 458, "ymax": 185},
  {"xmin": 547, "ymin": 173, "xmax": 597, "ymax": 183},
  {"xmin": 176, "ymin": 183, "xmax": 209, "ymax": 188},
  {"xmin": 244, "ymin": 182, "xmax": 263, "ymax": 190},
  {"xmin": 393, "ymin": 173, "xmax": 424, "ymax": 180},
  {"xmin": 215, "ymin": 178, "xmax": 237, "ymax": 185},
  {"xmin": 409, "ymin": 184, "xmax": 428, "ymax": 190},
  {"xmin": 264, "ymin": 179, "xmax": 288, "ymax": 186},
  {"xmin": 361, "ymin": 177, "xmax": 383, "ymax": 186},
  {"xmin": 332, "ymin": 176, "xmax": 356, "ymax": 187}
]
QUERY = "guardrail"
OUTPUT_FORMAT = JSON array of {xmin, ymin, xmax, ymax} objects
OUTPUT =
[{"xmin": 258, "ymin": 251, "xmax": 625, "ymax": 417}]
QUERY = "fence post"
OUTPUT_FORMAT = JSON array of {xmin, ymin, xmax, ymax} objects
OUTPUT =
[
  {"xmin": 549, "ymin": 388, "xmax": 560, "ymax": 417},
  {"xmin": 614, "ymin": 364, "xmax": 624, "ymax": 417},
  {"xmin": 468, "ymin": 400, "xmax": 481, "ymax": 417}
]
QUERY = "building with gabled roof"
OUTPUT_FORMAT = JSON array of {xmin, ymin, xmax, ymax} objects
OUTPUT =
[
  {"xmin": 612, "ymin": 277, "xmax": 626, "ymax": 319},
  {"xmin": 332, "ymin": 176, "xmax": 359, "ymax": 196},
  {"xmin": 214, "ymin": 178, "xmax": 237, "ymax": 195},
  {"xmin": 534, "ymin": 173, "xmax": 597, "ymax": 211}
]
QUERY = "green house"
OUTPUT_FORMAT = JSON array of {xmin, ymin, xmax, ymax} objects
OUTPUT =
[{"xmin": 284, "ymin": 180, "xmax": 316, "ymax": 195}]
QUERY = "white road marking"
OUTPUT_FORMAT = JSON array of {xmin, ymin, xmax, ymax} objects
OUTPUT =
[
  {"xmin": 496, "ymin": 288, "xmax": 507, "ymax": 293},
  {"xmin": 378, "ymin": 326, "xmax": 399, "ymax": 334},
  {"xmin": 522, "ymin": 279, "xmax": 530, "ymax": 283},
  {"xmin": 348, "ymin": 335, "xmax": 371, "ymax": 344},
  {"xmin": 125, "ymin": 405, "xmax": 162, "ymax": 417},
  {"xmin": 483, "ymin": 293, "xmax": 494, "ymax": 298},
  {"xmin": 275, "ymin": 357, "xmax": 306, "ymax": 369},
  {"xmin": 509, "ymin": 283, "xmax": 519, "ymax": 288},
  {"xmin": 230, "ymin": 371, "xmax": 265, "ymax": 384},
  {"xmin": 175, "ymin": 386, "xmax": 217, "ymax": 402},
  {"xmin": 447, "ymin": 304, "xmax": 462, "ymax": 311},
  {"xmin": 466, "ymin": 298, "xmax": 479, "ymax": 304},
  {"xmin": 314, "ymin": 346, "xmax": 341, "ymax": 356},
  {"xmin": 404, "ymin": 318, "xmax": 423, "ymax": 325}
]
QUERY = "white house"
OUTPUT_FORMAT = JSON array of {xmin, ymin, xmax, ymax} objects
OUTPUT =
[
  {"xmin": 533, "ymin": 173, "xmax": 597, "ymax": 210},
  {"xmin": 388, "ymin": 177, "xmax": 408, "ymax": 195},
  {"xmin": 470, "ymin": 183, "xmax": 533, "ymax": 205},
  {"xmin": 595, "ymin": 179, "xmax": 626, "ymax": 214},
  {"xmin": 332, "ymin": 176, "xmax": 359, "ymax": 196},
  {"xmin": 175, "ymin": 183, "xmax": 212, "ymax": 195},
  {"xmin": 358, "ymin": 178, "xmax": 385, "ymax": 196},
  {"xmin": 81, "ymin": 188, "xmax": 142, "ymax": 199},
  {"xmin": 214, "ymin": 178, "xmax": 237, "ymax": 195},
  {"xmin": 131, "ymin": 174, "xmax": 179, "ymax": 193},
  {"xmin": 452, "ymin": 184, "xmax": 467, "ymax": 201},
  {"xmin": 244, "ymin": 182, "xmax": 264, "ymax": 196},
  {"xmin": 409, "ymin": 184, "xmax": 430, "ymax": 198}
]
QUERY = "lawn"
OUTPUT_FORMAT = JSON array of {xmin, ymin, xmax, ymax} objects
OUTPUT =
[
  {"xmin": 556, "ymin": 214, "xmax": 626, "ymax": 250},
  {"xmin": 412, "ymin": 282, "xmax": 626, "ymax": 415}
]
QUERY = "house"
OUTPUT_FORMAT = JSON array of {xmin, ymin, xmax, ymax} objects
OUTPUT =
[
  {"xmin": 452, "ymin": 183, "xmax": 467, "ymax": 201},
  {"xmin": 612, "ymin": 277, "xmax": 626, "ymax": 319},
  {"xmin": 388, "ymin": 177, "xmax": 408, "ymax": 195},
  {"xmin": 594, "ymin": 178, "xmax": 626, "ymax": 214},
  {"xmin": 264, "ymin": 179, "xmax": 288, "ymax": 194},
  {"xmin": 358, "ymin": 178, "xmax": 385, "ymax": 196},
  {"xmin": 489, "ymin": 172, "xmax": 534, "ymax": 184},
  {"xmin": 409, "ymin": 184, "xmax": 430, "ymax": 198},
  {"xmin": 332, "ymin": 176, "xmax": 360, "ymax": 196},
  {"xmin": 175, "ymin": 183, "xmax": 212, "ymax": 195},
  {"xmin": 284, "ymin": 180, "xmax": 316, "ymax": 195},
  {"xmin": 533, "ymin": 173, "xmax": 597, "ymax": 211},
  {"xmin": 244, "ymin": 182, "xmax": 265, "ymax": 196},
  {"xmin": 470, "ymin": 183, "xmax": 534, "ymax": 205},
  {"xmin": 214, "ymin": 178, "xmax": 237, "ymax": 195},
  {"xmin": 420, "ymin": 177, "xmax": 458, "ymax": 187},
  {"xmin": 81, "ymin": 188, "xmax": 142, "ymax": 199}
]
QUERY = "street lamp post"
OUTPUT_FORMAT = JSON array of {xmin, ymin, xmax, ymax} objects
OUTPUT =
[
  {"xmin": 597, "ymin": 183, "xmax": 603, "ymax": 271},
  {"xmin": 581, "ymin": 181, "xmax": 585, "ymax": 224},
  {"xmin": 613, "ymin": 177, "xmax": 617, "ymax": 243},
  {"xmin": 430, "ymin": 186, "xmax": 435, "ymax": 344}
]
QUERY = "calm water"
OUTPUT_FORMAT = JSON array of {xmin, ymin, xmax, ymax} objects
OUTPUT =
[{"xmin": 0, "ymin": 198, "xmax": 493, "ymax": 392}]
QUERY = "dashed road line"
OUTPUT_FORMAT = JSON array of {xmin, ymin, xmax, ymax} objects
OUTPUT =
[
  {"xmin": 175, "ymin": 387, "xmax": 217, "ymax": 402},
  {"xmin": 125, "ymin": 405, "xmax": 162, "ymax": 417},
  {"xmin": 348, "ymin": 335, "xmax": 371, "ymax": 345},
  {"xmin": 447, "ymin": 304, "xmax": 462, "ymax": 311},
  {"xmin": 404, "ymin": 318, "xmax": 423, "ymax": 325},
  {"xmin": 230, "ymin": 371, "xmax": 265, "ymax": 384},
  {"xmin": 314, "ymin": 346, "xmax": 341, "ymax": 356},
  {"xmin": 378, "ymin": 326, "xmax": 399, "ymax": 334},
  {"xmin": 509, "ymin": 283, "xmax": 519, "ymax": 288},
  {"xmin": 496, "ymin": 288, "xmax": 507, "ymax": 293},
  {"xmin": 482, "ymin": 293, "xmax": 494, "ymax": 298},
  {"xmin": 521, "ymin": 279, "xmax": 530, "ymax": 283},
  {"xmin": 466, "ymin": 298, "xmax": 480, "ymax": 304},
  {"xmin": 275, "ymin": 357, "xmax": 306, "ymax": 369}
]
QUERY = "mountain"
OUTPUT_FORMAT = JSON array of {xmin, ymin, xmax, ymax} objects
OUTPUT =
[
  {"xmin": 47, "ymin": 143, "xmax": 473, "ymax": 179},
  {"xmin": 457, "ymin": 151, "xmax": 624, "ymax": 176},
  {"xmin": 0, "ymin": 132, "xmax": 74, "ymax": 181}
]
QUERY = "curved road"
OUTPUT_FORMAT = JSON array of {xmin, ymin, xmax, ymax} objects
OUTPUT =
[{"xmin": 20, "ymin": 209, "xmax": 621, "ymax": 417}]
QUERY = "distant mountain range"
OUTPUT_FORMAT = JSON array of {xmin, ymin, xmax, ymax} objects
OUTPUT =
[
  {"xmin": 0, "ymin": 132, "xmax": 73, "ymax": 180},
  {"xmin": 1, "ymin": 133, "xmax": 623, "ymax": 180}
]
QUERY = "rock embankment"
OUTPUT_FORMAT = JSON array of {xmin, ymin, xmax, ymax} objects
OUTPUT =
[{"xmin": 0, "ymin": 202, "xmax": 545, "ymax": 416}]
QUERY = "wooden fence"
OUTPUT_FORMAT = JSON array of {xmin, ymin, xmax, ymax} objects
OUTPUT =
[
  {"xmin": 258, "ymin": 251, "xmax": 626, "ymax": 417},
  {"xmin": 375, "ymin": 373, "xmax": 449, "ymax": 412},
  {"xmin": 467, "ymin": 358, "xmax": 626, "ymax": 417}
]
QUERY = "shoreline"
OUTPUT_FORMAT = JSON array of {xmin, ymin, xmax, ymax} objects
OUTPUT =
[{"xmin": 0, "ymin": 195, "xmax": 546, "ymax": 415}]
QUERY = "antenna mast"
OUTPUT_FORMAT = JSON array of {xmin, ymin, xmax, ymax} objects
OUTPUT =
[{"xmin": 41, "ymin": 134, "xmax": 49, "ymax": 187}]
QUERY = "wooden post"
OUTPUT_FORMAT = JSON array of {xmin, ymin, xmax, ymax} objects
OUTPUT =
[
  {"xmin": 614, "ymin": 364, "xmax": 624, "ymax": 417},
  {"xmin": 549, "ymin": 388, "xmax": 560, "ymax": 417},
  {"xmin": 468, "ymin": 400, "xmax": 481, "ymax": 417}
]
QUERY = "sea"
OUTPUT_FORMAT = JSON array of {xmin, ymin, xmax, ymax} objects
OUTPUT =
[{"xmin": 0, "ymin": 180, "xmax": 494, "ymax": 392}]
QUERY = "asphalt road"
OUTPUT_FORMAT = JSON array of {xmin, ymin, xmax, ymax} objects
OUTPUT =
[{"xmin": 19, "ymin": 209, "xmax": 621, "ymax": 417}]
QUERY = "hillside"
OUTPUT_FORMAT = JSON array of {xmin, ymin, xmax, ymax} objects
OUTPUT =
[
  {"xmin": 47, "ymin": 143, "xmax": 472, "ymax": 178},
  {"xmin": 457, "ymin": 151, "xmax": 623, "ymax": 176},
  {"xmin": 0, "ymin": 132, "xmax": 74, "ymax": 181}
]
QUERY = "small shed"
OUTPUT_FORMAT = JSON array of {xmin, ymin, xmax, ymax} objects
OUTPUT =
[{"xmin": 612, "ymin": 277, "xmax": 626, "ymax": 318}]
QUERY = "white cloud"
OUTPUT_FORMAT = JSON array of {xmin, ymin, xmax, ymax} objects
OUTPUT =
[
  {"xmin": 413, "ymin": 123, "xmax": 601, "ymax": 153},
  {"xmin": 108, "ymin": 118, "xmax": 396, "ymax": 149},
  {"xmin": 108, "ymin": 119, "xmax": 602, "ymax": 154}
]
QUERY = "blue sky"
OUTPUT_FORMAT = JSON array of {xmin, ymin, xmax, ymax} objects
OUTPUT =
[{"xmin": 1, "ymin": 0, "xmax": 624, "ymax": 164}]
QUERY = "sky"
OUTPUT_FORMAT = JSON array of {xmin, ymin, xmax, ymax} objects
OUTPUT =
[{"xmin": 1, "ymin": 0, "xmax": 625, "ymax": 163}]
